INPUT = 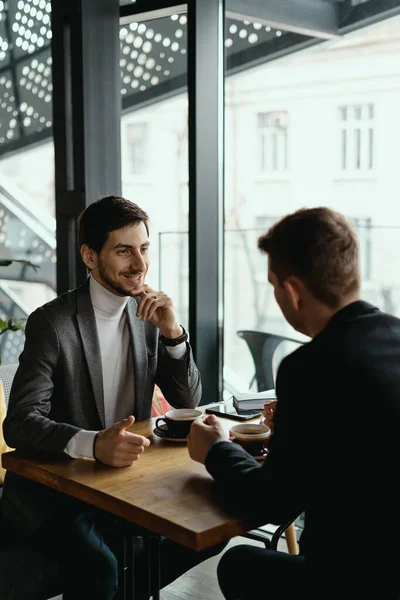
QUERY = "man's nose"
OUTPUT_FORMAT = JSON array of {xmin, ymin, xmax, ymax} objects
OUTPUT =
[{"xmin": 130, "ymin": 252, "xmax": 146, "ymax": 272}]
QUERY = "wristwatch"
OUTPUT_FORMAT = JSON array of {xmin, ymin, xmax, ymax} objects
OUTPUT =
[{"xmin": 160, "ymin": 325, "xmax": 188, "ymax": 347}]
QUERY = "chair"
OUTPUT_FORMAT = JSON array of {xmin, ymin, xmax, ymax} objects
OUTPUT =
[
  {"xmin": 0, "ymin": 363, "xmax": 19, "ymax": 407},
  {"xmin": 237, "ymin": 330, "xmax": 306, "ymax": 391},
  {"xmin": 236, "ymin": 330, "xmax": 307, "ymax": 555},
  {"xmin": 0, "ymin": 363, "xmax": 63, "ymax": 600},
  {"xmin": 0, "ymin": 363, "xmax": 19, "ymax": 484},
  {"xmin": 151, "ymin": 384, "xmax": 172, "ymax": 417}
]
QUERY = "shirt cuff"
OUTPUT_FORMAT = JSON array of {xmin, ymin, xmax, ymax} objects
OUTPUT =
[
  {"xmin": 165, "ymin": 341, "xmax": 187, "ymax": 360},
  {"xmin": 64, "ymin": 429, "xmax": 98, "ymax": 459}
]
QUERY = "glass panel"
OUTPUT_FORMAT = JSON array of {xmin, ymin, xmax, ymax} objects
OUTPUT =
[
  {"xmin": 0, "ymin": 140, "xmax": 56, "ymax": 363},
  {"xmin": 224, "ymin": 14, "xmax": 400, "ymax": 397},
  {"xmin": 224, "ymin": 18, "xmax": 312, "ymax": 395},
  {"xmin": 158, "ymin": 231, "xmax": 188, "ymax": 328},
  {"xmin": 122, "ymin": 13, "xmax": 188, "ymax": 326},
  {"xmin": 1, "ymin": 5, "xmax": 190, "ymax": 152},
  {"xmin": 0, "ymin": 0, "xmax": 56, "ymax": 364}
]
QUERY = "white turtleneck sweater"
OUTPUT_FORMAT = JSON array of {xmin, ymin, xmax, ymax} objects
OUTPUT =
[{"xmin": 64, "ymin": 276, "xmax": 186, "ymax": 459}]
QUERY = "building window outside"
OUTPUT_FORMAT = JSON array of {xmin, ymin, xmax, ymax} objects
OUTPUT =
[
  {"xmin": 126, "ymin": 122, "xmax": 148, "ymax": 176},
  {"xmin": 339, "ymin": 104, "xmax": 374, "ymax": 172},
  {"xmin": 258, "ymin": 111, "xmax": 288, "ymax": 173}
]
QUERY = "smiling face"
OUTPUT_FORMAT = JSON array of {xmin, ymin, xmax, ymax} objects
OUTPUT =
[{"xmin": 81, "ymin": 222, "xmax": 150, "ymax": 296}]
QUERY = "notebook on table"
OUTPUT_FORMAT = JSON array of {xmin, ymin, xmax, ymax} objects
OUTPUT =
[{"xmin": 233, "ymin": 389, "xmax": 277, "ymax": 414}]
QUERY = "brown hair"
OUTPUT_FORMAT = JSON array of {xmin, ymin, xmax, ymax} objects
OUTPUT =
[
  {"xmin": 258, "ymin": 207, "xmax": 360, "ymax": 307},
  {"xmin": 77, "ymin": 195, "xmax": 149, "ymax": 253}
]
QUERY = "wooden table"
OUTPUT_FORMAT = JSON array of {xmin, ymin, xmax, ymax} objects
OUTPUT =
[
  {"xmin": 2, "ymin": 415, "xmax": 262, "ymax": 551},
  {"xmin": 2, "ymin": 413, "xmax": 265, "ymax": 599}
]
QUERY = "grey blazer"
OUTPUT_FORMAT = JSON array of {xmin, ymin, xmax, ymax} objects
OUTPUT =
[{"xmin": 2, "ymin": 279, "xmax": 201, "ymax": 533}]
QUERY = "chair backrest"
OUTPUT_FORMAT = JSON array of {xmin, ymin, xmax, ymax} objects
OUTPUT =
[
  {"xmin": 0, "ymin": 363, "xmax": 18, "ymax": 409},
  {"xmin": 237, "ymin": 330, "xmax": 306, "ymax": 391},
  {"xmin": 0, "ymin": 364, "xmax": 18, "ymax": 485}
]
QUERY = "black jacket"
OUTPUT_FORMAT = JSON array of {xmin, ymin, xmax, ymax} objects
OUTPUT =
[{"xmin": 206, "ymin": 301, "xmax": 400, "ymax": 596}]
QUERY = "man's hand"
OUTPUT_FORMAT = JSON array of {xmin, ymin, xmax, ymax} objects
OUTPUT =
[
  {"xmin": 94, "ymin": 415, "xmax": 150, "ymax": 467},
  {"xmin": 263, "ymin": 400, "xmax": 277, "ymax": 434},
  {"xmin": 134, "ymin": 285, "xmax": 182, "ymax": 338},
  {"xmin": 187, "ymin": 414, "xmax": 229, "ymax": 465}
]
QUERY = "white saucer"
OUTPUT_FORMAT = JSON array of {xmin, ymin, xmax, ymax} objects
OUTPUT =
[{"xmin": 153, "ymin": 425, "xmax": 187, "ymax": 443}]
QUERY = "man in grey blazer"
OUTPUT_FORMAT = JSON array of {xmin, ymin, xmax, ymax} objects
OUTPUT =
[{"xmin": 2, "ymin": 196, "xmax": 216, "ymax": 599}]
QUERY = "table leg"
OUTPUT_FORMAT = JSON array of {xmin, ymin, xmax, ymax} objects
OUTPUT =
[
  {"xmin": 145, "ymin": 535, "xmax": 162, "ymax": 600},
  {"xmin": 115, "ymin": 531, "xmax": 133, "ymax": 600},
  {"xmin": 126, "ymin": 534, "xmax": 136, "ymax": 599}
]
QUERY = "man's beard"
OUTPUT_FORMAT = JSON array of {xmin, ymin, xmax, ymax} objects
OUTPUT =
[{"xmin": 97, "ymin": 261, "xmax": 142, "ymax": 297}]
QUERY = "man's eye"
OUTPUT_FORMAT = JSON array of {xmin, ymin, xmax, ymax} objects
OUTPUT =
[
  {"xmin": 141, "ymin": 247, "xmax": 149, "ymax": 253},
  {"xmin": 118, "ymin": 249, "xmax": 129, "ymax": 255}
]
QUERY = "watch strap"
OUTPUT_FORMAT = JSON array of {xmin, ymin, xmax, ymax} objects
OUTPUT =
[{"xmin": 160, "ymin": 325, "xmax": 188, "ymax": 347}]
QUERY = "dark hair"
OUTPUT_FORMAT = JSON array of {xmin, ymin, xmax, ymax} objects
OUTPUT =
[
  {"xmin": 77, "ymin": 195, "xmax": 149, "ymax": 253},
  {"xmin": 258, "ymin": 207, "xmax": 360, "ymax": 307}
]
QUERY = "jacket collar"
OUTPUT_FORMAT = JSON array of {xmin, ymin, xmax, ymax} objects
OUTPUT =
[
  {"xmin": 76, "ymin": 279, "xmax": 105, "ymax": 426},
  {"xmin": 318, "ymin": 300, "xmax": 379, "ymax": 338}
]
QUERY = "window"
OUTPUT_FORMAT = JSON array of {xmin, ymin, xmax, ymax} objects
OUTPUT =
[
  {"xmin": 258, "ymin": 111, "xmax": 288, "ymax": 173},
  {"xmin": 126, "ymin": 122, "xmax": 148, "ymax": 176},
  {"xmin": 122, "ymin": 95, "xmax": 189, "ymax": 326},
  {"xmin": 339, "ymin": 104, "xmax": 374, "ymax": 172}
]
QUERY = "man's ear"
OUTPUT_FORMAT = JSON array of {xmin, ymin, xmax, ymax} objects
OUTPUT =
[
  {"xmin": 283, "ymin": 276, "xmax": 304, "ymax": 311},
  {"xmin": 80, "ymin": 244, "xmax": 98, "ymax": 270}
]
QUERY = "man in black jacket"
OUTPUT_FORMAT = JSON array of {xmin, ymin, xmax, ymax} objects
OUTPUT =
[{"xmin": 188, "ymin": 207, "xmax": 400, "ymax": 599}]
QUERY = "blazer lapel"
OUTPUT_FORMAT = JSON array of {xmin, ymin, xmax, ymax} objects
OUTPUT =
[
  {"xmin": 76, "ymin": 280, "xmax": 105, "ymax": 427},
  {"xmin": 126, "ymin": 298, "xmax": 147, "ymax": 417}
]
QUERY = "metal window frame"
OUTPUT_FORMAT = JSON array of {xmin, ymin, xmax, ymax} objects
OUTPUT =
[
  {"xmin": 187, "ymin": 0, "xmax": 225, "ymax": 404},
  {"xmin": 51, "ymin": 0, "xmax": 122, "ymax": 294},
  {"xmin": 338, "ymin": 0, "xmax": 400, "ymax": 33}
]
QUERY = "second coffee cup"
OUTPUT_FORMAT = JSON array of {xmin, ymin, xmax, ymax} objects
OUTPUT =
[
  {"xmin": 155, "ymin": 408, "xmax": 202, "ymax": 438},
  {"xmin": 229, "ymin": 423, "xmax": 271, "ymax": 456}
]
